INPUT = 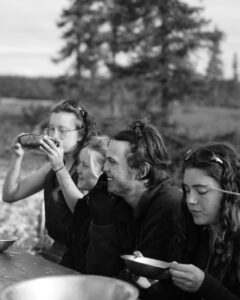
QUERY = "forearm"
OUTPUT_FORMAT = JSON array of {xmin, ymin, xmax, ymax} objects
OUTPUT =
[
  {"xmin": 2, "ymin": 156, "xmax": 23, "ymax": 202},
  {"xmin": 55, "ymin": 166, "xmax": 83, "ymax": 212}
]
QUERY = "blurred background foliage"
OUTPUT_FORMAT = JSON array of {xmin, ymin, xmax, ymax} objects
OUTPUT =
[{"xmin": 1, "ymin": 0, "xmax": 240, "ymax": 251}]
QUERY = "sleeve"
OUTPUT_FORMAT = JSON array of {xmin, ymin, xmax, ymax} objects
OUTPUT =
[
  {"xmin": 60, "ymin": 245, "xmax": 75, "ymax": 269},
  {"xmin": 196, "ymin": 273, "xmax": 240, "ymax": 300},
  {"xmin": 86, "ymin": 222, "xmax": 125, "ymax": 276}
]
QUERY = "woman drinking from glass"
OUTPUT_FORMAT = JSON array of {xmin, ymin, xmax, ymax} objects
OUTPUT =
[{"xmin": 3, "ymin": 99, "xmax": 98, "ymax": 261}]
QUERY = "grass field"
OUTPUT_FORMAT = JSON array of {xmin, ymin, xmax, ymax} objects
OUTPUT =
[
  {"xmin": 169, "ymin": 104, "xmax": 240, "ymax": 142},
  {"xmin": 1, "ymin": 98, "xmax": 240, "ymax": 250}
]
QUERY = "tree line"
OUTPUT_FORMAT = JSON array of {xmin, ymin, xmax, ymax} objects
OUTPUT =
[
  {"xmin": 54, "ymin": 0, "xmax": 240, "ymax": 113},
  {"xmin": 1, "ymin": 1, "xmax": 240, "ymax": 112}
]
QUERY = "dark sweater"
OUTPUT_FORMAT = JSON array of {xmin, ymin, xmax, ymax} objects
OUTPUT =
[
  {"xmin": 86, "ymin": 177, "xmax": 182, "ymax": 278},
  {"xmin": 146, "ymin": 227, "xmax": 240, "ymax": 300}
]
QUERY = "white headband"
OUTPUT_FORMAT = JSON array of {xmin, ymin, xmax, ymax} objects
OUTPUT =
[{"xmin": 210, "ymin": 186, "xmax": 240, "ymax": 196}]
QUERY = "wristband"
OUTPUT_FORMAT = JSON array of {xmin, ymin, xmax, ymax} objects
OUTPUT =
[{"xmin": 54, "ymin": 165, "xmax": 65, "ymax": 173}]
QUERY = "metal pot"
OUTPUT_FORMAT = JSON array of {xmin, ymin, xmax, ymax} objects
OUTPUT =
[{"xmin": 0, "ymin": 275, "xmax": 139, "ymax": 300}]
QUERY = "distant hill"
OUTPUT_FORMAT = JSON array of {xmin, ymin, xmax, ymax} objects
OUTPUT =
[
  {"xmin": 1, "ymin": 75, "xmax": 240, "ymax": 110},
  {"xmin": 0, "ymin": 76, "xmax": 58, "ymax": 100}
]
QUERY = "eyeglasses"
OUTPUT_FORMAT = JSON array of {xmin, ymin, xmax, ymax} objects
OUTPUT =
[
  {"xmin": 44, "ymin": 126, "xmax": 80, "ymax": 138},
  {"xmin": 184, "ymin": 148, "xmax": 224, "ymax": 167}
]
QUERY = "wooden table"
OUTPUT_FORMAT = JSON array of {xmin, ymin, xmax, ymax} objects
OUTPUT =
[{"xmin": 0, "ymin": 248, "xmax": 78, "ymax": 293}]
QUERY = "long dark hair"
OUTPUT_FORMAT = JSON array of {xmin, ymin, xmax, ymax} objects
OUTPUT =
[
  {"xmin": 51, "ymin": 99, "xmax": 99, "ymax": 162},
  {"xmin": 173, "ymin": 143, "xmax": 240, "ymax": 281}
]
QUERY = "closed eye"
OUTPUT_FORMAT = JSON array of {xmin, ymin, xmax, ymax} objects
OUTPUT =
[
  {"xmin": 196, "ymin": 188, "xmax": 209, "ymax": 195},
  {"xmin": 107, "ymin": 157, "xmax": 116, "ymax": 165},
  {"xmin": 183, "ymin": 184, "xmax": 210, "ymax": 195}
]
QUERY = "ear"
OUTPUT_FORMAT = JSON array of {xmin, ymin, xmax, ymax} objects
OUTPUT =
[{"xmin": 137, "ymin": 162, "xmax": 150, "ymax": 179}]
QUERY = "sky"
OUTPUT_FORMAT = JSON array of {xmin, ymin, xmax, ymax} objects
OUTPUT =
[{"xmin": 0, "ymin": 0, "xmax": 239, "ymax": 78}]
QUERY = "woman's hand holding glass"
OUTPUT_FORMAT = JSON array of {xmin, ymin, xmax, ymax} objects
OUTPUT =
[
  {"xmin": 40, "ymin": 136, "xmax": 64, "ymax": 171},
  {"xmin": 11, "ymin": 133, "xmax": 25, "ymax": 158},
  {"xmin": 169, "ymin": 261, "xmax": 205, "ymax": 292}
]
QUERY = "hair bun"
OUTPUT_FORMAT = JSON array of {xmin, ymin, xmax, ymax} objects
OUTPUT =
[{"xmin": 129, "ymin": 120, "xmax": 145, "ymax": 138}]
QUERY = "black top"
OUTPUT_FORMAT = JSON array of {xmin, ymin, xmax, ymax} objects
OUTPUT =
[
  {"xmin": 61, "ymin": 196, "xmax": 91, "ymax": 272},
  {"xmin": 44, "ymin": 168, "xmax": 78, "ymax": 245}
]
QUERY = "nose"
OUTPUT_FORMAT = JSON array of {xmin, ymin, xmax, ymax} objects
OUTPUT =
[
  {"xmin": 103, "ymin": 161, "xmax": 109, "ymax": 173},
  {"xmin": 186, "ymin": 190, "xmax": 198, "ymax": 205},
  {"xmin": 52, "ymin": 129, "xmax": 61, "ymax": 139}
]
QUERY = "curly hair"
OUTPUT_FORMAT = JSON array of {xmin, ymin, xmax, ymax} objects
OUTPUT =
[
  {"xmin": 50, "ymin": 99, "xmax": 99, "ymax": 162},
  {"xmin": 174, "ymin": 142, "xmax": 240, "ymax": 281},
  {"xmin": 112, "ymin": 120, "xmax": 170, "ymax": 188}
]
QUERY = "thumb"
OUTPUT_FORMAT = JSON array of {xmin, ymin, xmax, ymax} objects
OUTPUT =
[
  {"xmin": 133, "ymin": 251, "xmax": 144, "ymax": 258},
  {"xmin": 169, "ymin": 261, "xmax": 178, "ymax": 268}
]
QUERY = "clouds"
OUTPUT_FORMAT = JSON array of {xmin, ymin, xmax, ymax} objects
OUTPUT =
[
  {"xmin": 0, "ymin": 0, "xmax": 239, "ymax": 77},
  {"xmin": 187, "ymin": 0, "xmax": 240, "ymax": 78},
  {"xmin": 0, "ymin": 0, "xmax": 68, "ymax": 76}
]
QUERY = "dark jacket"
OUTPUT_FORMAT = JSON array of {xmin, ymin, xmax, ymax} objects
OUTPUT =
[
  {"xmin": 147, "ymin": 227, "xmax": 240, "ymax": 300},
  {"xmin": 44, "ymin": 168, "xmax": 77, "ymax": 245},
  {"xmin": 61, "ymin": 173, "xmax": 134, "ymax": 273},
  {"xmin": 86, "ymin": 176, "xmax": 182, "ymax": 278},
  {"xmin": 187, "ymin": 228, "xmax": 240, "ymax": 300},
  {"xmin": 61, "ymin": 196, "xmax": 91, "ymax": 272}
]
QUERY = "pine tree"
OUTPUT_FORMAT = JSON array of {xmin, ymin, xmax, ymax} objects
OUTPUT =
[
  {"xmin": 56, "ymin": 0, "xmax": 223, "ymax": 112},
  {"xmin": 55, "ymin": 0, "xmax": 106, "ymax": 96},
  {"xmin": 206, "ymin": 27, "xmax": 224, "ymax": 81},
  {"xmin": 232, "ymin": 52, "xmax": 239, "ymax": 83},
  {"xmin": 105, "ymin": 0, "xmax": 222, "ymax": 110}
]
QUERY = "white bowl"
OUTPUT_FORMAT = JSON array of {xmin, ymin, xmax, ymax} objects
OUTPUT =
[
  {"xmin": 121, "ymin": 255, "xmax": 170, "ymax": 279},
  {"xmin": 0, "ymin": 275, "xmax": 139, "ymax": 300},
  {"xmin": 0, "ymin": 236, "xmax": 18, "ymax": 252}
]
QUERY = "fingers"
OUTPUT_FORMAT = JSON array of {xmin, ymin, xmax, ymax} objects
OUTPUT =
[
  {"xmin": 42, "ymin": 136, "xmax": 58, "ymax": 148},
  {"xmin": 170, "ymin": 262, "xmax": 192, "ymax": 280},
  {"xmin": 170, "ymin": 261, "xmax": 196, "ymax": 272},
  {"xmin": 133, "ymin": 251, "xmax": 143, "ymax": 258},
  {"xmin": 169, "ymin": 262, "xmax": 205, "ymax": 292},
  {"xmin": 135, "ymin": 276, "xmax": 152, "ymax": 289},
  {"xmin": 170, "ymin": 269, "xmax": 189, "ymax": 281},
  {"xmin": 10, "ymin": 139, "xmax": 24, "ymax": 157},
  {"xmin": 40, "ymin": 136, "xmax": 61, "ymax": 154},
  {"xmin": 13, "ymin": 143, "xmax": 21, "ymax": 150}
]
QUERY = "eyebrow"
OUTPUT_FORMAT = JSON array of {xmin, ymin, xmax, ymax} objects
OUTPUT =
[{"xmin": 48, "ymin": 125, "xmax": 69, "ymax": 129}]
